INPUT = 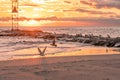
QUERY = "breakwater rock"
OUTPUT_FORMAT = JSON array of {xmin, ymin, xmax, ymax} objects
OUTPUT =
[{"xmin": 56, "ymin": 34, "xmax": 120, "ymax": 48}]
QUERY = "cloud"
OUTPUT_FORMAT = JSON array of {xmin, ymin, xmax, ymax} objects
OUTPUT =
[
  {"xmin": 26, "ymin": 16, "xmax": 120, "ymax": 27},
  {"xmin": 0, "ymin": 17, "xmax": 31, "ymax": 22},
  {"xmin": 75, "ymin": 8, "xmax": 115, "ymax": 14},
  {"xmin": 64, "ymin": 1, "xmax": 72, "ymax": 4},
  {"xmin": 20, "ymin": 3, "xmax": 40, "ymax": 7},
  {"xmin": 80, "ymin": 0, "xmax": 120, "ymax": 9},
  {"xmin": 0, "ymin": 17, "xmax": 11, "ymax": 21},
  {"xmin": 63, "ymin": 8, "xmax": 115, "ymax": 15},
  {"xmin": 80, "ymin": 1, "xmax": 92, "ymax": 6},
  {"xmin": 39, "ymin": 17, "xmax": 120, "ymax": 26},
  {"xmin": 1, "ymin": 16, "xmax": 120, "ymax": 27}
]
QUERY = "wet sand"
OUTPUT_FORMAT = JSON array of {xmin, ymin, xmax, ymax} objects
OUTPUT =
[{"xmin": 0, "ymin": 54, "xmax": 120, "ymax": 80}]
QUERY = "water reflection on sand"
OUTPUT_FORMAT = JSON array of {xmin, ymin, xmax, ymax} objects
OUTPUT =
[{"xmin": 9, "ymin": 46, "xmax": 120, "ymax": 61}]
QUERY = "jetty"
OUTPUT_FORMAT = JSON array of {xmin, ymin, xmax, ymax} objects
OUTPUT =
[{"xmin": 0, "ymin": 30, "xmax": 120, "ymax": 48}]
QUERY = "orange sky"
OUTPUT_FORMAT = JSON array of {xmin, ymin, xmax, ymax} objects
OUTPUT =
[{"xmin": 0, "ymin": 0, "xmax": 120, "ymax": 27}]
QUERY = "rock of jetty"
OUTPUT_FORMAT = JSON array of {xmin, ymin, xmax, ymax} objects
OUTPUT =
[
  {"xmin": 57, "ymin": 33, "xmax": 120, "ymax": 48},
  {"xmin": 0, "ymin": 30, "xmax": 44, "ymax": 37}
]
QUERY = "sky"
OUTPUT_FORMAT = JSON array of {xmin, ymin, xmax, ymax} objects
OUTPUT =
[{"xmin": 0, "ymin": 0, "xmax": 120, "ymax": 27}]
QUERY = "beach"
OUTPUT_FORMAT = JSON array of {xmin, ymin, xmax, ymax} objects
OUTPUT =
[
  {"xmin": 0, "ymin": 53, "xmax": 120, "ymax": 80},
  {"xmin": 0, "ymin": 30, "xmax": 120, "ymax": 80},
  {"xmin": 0, "ymin": 27, "xmax": 120, "ymax": 80}
]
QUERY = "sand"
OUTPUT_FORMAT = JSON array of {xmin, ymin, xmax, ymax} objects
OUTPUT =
[{"xmin": 0, "ymin": 54, "xmax": 120, "ymax": 80}]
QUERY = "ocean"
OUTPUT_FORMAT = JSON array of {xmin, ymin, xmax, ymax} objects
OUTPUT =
[
  {"xmin": 40, "ymin": 26, "xmax": 120, "ymax": 38},
  {"xmin": 0, "ymin": 26, "xmax": 120, "ymax": 61}
]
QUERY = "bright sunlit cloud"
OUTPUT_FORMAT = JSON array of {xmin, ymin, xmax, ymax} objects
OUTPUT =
[{"xmin": 32, "ymin": 0, "xmax": 45, "ymax": 4}]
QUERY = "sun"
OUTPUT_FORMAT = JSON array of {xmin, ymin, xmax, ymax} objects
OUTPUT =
[{"xmin": 32, "ymin": 0, "xmax": 45, "ymax": 4}]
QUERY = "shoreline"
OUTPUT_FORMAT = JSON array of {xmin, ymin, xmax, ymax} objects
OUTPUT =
[
  {"xmin": 1, "ymin": 46, "xmax": 120, "ymax": 61},
  {"xmin": 1, "ymin": 53, "xmax": 120, "ymax": 64}
]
